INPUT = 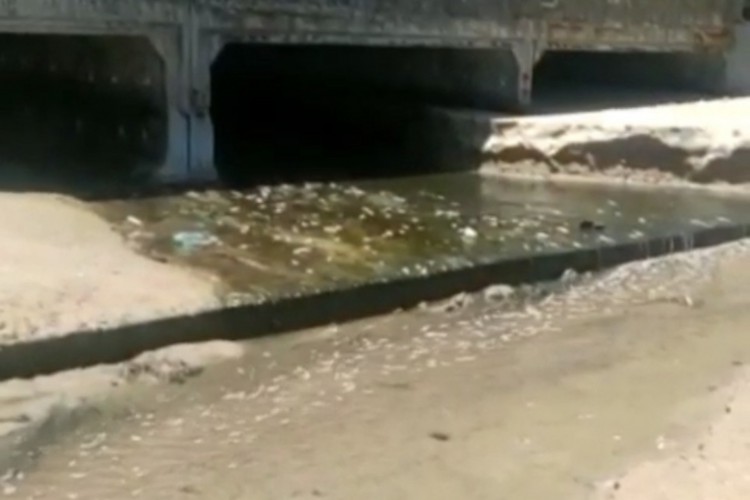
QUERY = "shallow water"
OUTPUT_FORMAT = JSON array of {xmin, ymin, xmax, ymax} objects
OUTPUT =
[{"xmin": 94, "ymin": 173, "xmax": 750, "ymax": 304}]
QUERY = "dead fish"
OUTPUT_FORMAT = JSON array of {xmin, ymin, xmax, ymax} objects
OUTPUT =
[
  {"xmin": 579, "ymin": 220, "xmax": 605, "ymax": 232},
  {"xmin": 483, "ymin": 284, "xmax": 514, "ymax": 301}
]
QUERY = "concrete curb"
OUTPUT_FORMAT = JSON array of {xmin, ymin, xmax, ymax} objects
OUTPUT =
[{"xmin": 1, "ymin": 223, "xmax": 748, "ymax": 382}]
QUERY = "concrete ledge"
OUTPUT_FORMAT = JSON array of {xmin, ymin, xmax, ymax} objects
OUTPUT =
[{"xmin": 1, "ymin": 222, "xmax": 747, "ymax": 382}]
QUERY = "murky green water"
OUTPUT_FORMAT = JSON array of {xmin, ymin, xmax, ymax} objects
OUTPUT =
[{"xmin": 94, "ymin": 173, "xmax": 750, "ymax": 304}]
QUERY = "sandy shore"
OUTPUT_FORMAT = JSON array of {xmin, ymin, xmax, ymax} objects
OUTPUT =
[
  {"xmin": 595, "ymin": 368, "xmax": 750, "ymax": 500},
  {"xmin": 0, "ymin": 193, "xmax": 219, "ymax": 346}
]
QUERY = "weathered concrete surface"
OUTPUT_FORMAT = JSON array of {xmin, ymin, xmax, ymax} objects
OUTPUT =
[
  {"xmin": 193, "ymin": 0, "xmax": 739, "ymax": 50},
  {"xmin": 477, "ymin": 97, "xmax": 750, "ymax": 185}
]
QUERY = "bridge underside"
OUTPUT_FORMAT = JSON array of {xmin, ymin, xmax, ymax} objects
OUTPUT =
[{"xmin": 0, "ymin": 0, "xmax": 739, "ymax": 186}]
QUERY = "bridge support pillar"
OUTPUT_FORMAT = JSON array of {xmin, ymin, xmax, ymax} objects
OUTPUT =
[
  {"xmin": 149, "ymin": 30, "xmax": 219, "ymax": 183},
  {"xmin": 188, "ymin": 33, "xmax": 221, "ymax": 182},
  {"xmin": 509, "ymin": 40, "xmax": 544, "ymax": 112}
]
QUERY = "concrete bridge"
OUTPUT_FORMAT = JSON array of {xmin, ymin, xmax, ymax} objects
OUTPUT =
[{"xmin": 0, "ymin": 0, "xmax": 743, "ymax": 184}]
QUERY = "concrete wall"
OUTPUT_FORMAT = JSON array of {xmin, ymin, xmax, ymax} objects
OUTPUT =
[{"xmin": 205, "ymin": 0, "xmax": 738, "ymax": 51}]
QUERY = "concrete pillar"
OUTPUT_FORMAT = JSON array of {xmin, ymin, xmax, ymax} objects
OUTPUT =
[
  {"xmin": 509, "ymin": 39, "xmax": 544, "ymax": 112},
  {"xmin": 149, "ymin": 31, "xmax": 190, "ymax": 182},
  {"xmin": 188, "ymin": 32, "xmax": 221, "ymax": 181},
  {"xmin": 149, "ymin": 29, "xmax": 219, "ymax": 183}
]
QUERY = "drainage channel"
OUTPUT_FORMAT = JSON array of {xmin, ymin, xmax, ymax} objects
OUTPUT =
[
  {"xmin": 0, "ymin": 35, "xmax": 746, "ymax": 382},
  {"xmin": 2, "ymin": 173, "xmax": 750, "ymax": 381}
]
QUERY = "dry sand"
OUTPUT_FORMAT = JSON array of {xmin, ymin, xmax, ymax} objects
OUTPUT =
[
  {"xmin": 0, "ymin": 193, "xmax": 219, "ymax": 345},
  {"xmin": 595, "ymin": 370, "xmax": 750, "ymax": 500}
]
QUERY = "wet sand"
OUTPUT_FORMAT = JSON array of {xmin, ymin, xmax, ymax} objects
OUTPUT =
[{"xmin": 5, "ymin": 239, "xmax": 750, "ymax": 499}]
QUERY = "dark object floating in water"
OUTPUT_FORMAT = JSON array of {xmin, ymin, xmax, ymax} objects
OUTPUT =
[
  {"xmin": 579, "ymin": 220, "xmax": 605, "ymax": 232},
  {"xmin": 429, "ymin": 432, "xmax": 451, "ymax": 442}
]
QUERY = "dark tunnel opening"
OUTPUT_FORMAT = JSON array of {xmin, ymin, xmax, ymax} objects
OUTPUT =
[
  {"xmin": 533, "ymin": 50, "xmax": 723, "ymax": 111},
  {"xmin": 0, "ymin": 34, "xmax": 166, "ymax": 192},
  {"xmin": 211, "ymin": 44, "xmax": 514, "ymax": 187},
  {"xmin": 0, "ymin": 37, "xmax": 729, "ymax": 194},
  {"xmin": 212, "ymin": 45, "xmax": 727, "ymax": 187}
]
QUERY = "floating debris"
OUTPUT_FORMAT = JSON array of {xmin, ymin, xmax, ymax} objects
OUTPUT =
[
  {"xmin": 91, "ymin": 173, "xmax": 750, "ymax": 305},
  {"xmin": 460, "ymin": 227, "xmax": 478, "ymax": 241},
  {"xmin": 560, "ymin": 269, "xmax": 578, "ymax": 284},
  {"xmin": 125, "ymin": 215, "xmax": 142, "ymax": 226},
  {"xmin": 172, "ymin": 231, "xmax": 218, "ymax": 254},
  {"xmin": 483, "ymin": 284, "xmax": 514, "ymax": 301},
  {"xmin": 579, "ymin": 220, "xmax": 605, "ymax": 232}
]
